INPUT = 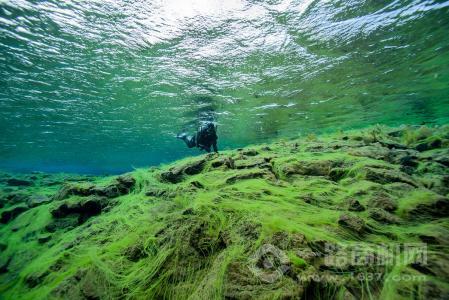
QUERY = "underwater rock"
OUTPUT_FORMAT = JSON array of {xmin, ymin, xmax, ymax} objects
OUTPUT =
[
  {"xmin": 348, "ymin": 145, "xmax": 390, "ymax": 160},
  {"xmin": 160, "ymin": 159, "xmax": 206, "ymax": 183},
  {"xmin": 91, "ymin": 175, "xmax": 135, "ymax": 198},
  {"xmin": 145, "ymin": 189, "xmax": 168, "ymax": 197},
  {"xmin": 425, "ymin": 175, "xmax": 449, "ymax": 196},
  {"xmin": 369, "ymin": 208, "xmax": 401, "ymax": 224},
  {"xmin": 189, "ymin": 180, "xmax": 205, "ymax": 189},
  {"xmin": 45, "ymin": 217, "xmax": 79, "ymax": 233},
  {"xmin": 50, "ymin": 196, "xmax": 110, "ymax": 224},
  {"xmin": 27, "ymin": 195, "xmax": 51, "ymax": 208},
  {"xmin": 51, "ymin": 268, "xmax": 111, "ymax": 300},
  {"xmin": 52, "ymin": 184, "xmax": 95, "ymax": 200},
  {"xmin": 124, "ymin": 242, "xmax": 148, "ymax": 262},
  {"xmin": 242, "ymin": 149, "xmax": 259, "ymax": 156},
  {"xmin": 338, "ymin": 214, "xmax": 367, "ymax": 234},
  {"xmin": 238, "ymin": 222, "xmax": 261, "ymax": 241},
  {"xmin": 273, "ymin": 231, "xmax": 306, "ymax": 250},
  {"xmin": 397, "ymin": 155, "xmax": 419, "ymax": 168},
  {"xmin": 181, "ymin": 159, "xmax": 206, "ymax": 175},
  {"xmin": 281, "ymin": 160, "xmax": 334, "ymax": 177},
  {"xmin": 307, "ymin": 240, "xmax": 338, "ymax": 257},
  {"xmin": 115, "ymin": 175, "xmax": 135, "ymax": 188},
  {"xmin": 255, "ymin": 244, "xmax": 291, "ymax": 273},
  {"xmin": 224, "ymin": 260, "xmax": 302, "ymax": 299},
  {"xmin": 408, "ymin": 197, "xmax": 449, "ymax": 219},
  {"xmin": 367, "ymin": 193, "xmax": 397, "ymax": 212},
  {"xmin": 377, "ymin": 140, "xmax": 409, "ymax": 150},
  {"xmin": 234, "ymin": 157, "xmax": 271, "ymax": 170},
  {"xmin": 419, "ymin": 148, "xmax": 449, "ymax": 170},
  {"xmin": 3, "ymin": 192, "xmax": 29, "ymax": 205},
  {"xmin": 189, "ymin": 222, "xmax": 227, "ymax": 257},
  {"xmin": 362, "ymin": 167, "xmax": 418, "ymax": 187},
  {"xmin": 0, "ymin": 205, "xmax": 28, "ymax": 224},
  {"xmin": 225, "ymin": 170, "xmax": 271, "ymax": 184},
  {"xmin": 6, "ymin": 178, "xmax": 33, "ymax": 186},
  {"xmin": 386, "ymin": 149, "xmax": 419, "ymax": 168},
  {"xmin": 211, "ymin": 156, "xmax": 235, "ymax": 169},
  {"xmin": 347, "ymin": 198, "xmax": 365, "ymax": 212},
  {"xmin": 328, "ymin": 167, "xmax": 348, "ymax": 181},
  {"xmin": 415, "ymin": 138, "xmax": 442, "ymax": 152},
  {"xmin": 53, "ymin": 175, "xmax": 135, "ymax": 200}
]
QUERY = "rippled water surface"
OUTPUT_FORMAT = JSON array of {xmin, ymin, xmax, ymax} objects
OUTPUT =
[{"xmin": 1, "ymin": 0, "xmax": 449, "ymax": 173}]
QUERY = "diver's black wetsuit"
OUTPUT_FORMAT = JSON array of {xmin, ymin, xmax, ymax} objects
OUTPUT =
[{"xmin": 177, "ymin": 122, "xmax": 218, "ymax": 153}]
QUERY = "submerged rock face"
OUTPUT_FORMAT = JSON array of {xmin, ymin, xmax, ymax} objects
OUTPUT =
[
  {"xmin": 1, "ymin": 125, "xmax": 449, "ymax": 300},
  {"xmin": 159, "ymin": 159, "xmax": 206, "ymax": 183},
  {"xmin": 280, "ymin": 159, "xmax": 335, "ymax": 177},
  {"xmin": 49, "ymin": 195, "xmax": 115, "ymax": 227},
  {"xmin": 338, "ymin": 214, "xmax": 367, "ymax": 234},
  {"xmin": 0, "ymin": 205, "xmax": 28, "ymax": 224},
  {"xmin": 52, "ymin": 175, "xmax": 135, "ymax": 200}
]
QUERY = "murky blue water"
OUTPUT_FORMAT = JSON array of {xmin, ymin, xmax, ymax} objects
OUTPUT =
[{"xmin": 1, "ymin": 0, "xmax": 449, "ymax": 174}]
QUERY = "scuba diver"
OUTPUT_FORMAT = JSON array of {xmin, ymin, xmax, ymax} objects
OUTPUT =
[{"xmin": 177, "ymin": 122, "xmax": 218, "ymax": 153}]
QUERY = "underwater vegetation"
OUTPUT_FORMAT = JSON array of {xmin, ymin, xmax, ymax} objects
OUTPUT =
[{"xmin": 0, "ymin": 124, "xmax": 449, "ymax": 299}]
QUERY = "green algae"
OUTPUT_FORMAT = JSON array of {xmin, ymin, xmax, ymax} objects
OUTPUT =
[{"xmin": 1, "ymin": 125, "xmax": 449, "ymax": 299}]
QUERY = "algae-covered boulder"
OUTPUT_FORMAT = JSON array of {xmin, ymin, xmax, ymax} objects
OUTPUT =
[
  {"xmin": 225, "ymin": 170, "xmax": 272, "ymax": 184},
  {"xmin": 211, "ymin": 156, "xmax": 235, "ymax": 169},
  {"xmin": 415, "ymin": 138, "xmax": 442, "ymax": 152},
  {"xmin": 123, "ymin": 241, "xmax": 148, "ymax": 262},
  {"xmin": 408, "ymin": 197, "xmax": 449, "ymax": 219},
  {"xmin": 160, "ymin": 158, "xmax": 206, "ymax": 183},
  {"xmin": 241, "ymin": 149, "xmax": 259, "ymax": 156},
  {"xmin": 2, "ymin": 192, "xmax": 29, "ymax": 205},
  {"xmin": 53, "ymin": 175, "xmax": 135, "ymax": 200},
  {"xmin": 369, "ymin": 208, "xmax": 401, "ymax": 224},
  {"xmin": 279, "ymin": 159, "xmax": 335, "ymax": 177},
  {"xmin": 347, "ymin": 198, "xmax": 365, "ymax": 212},
  {"xmin": 361, "ymin": 167, "xmax": 418, "ymax": 187},
  {"xmin": 367, "ymin": 192, "xmax": 397, "ymax": 212},
  {"xmin": 51, "ymin": 268, "xmax": 113, "ymax": 300},
  {"xmin": 50, "ymin": 196, "xmax": 110, "ymax": 224},
  {"xmin": 0, "ymin": 205, "xmax": 28, "ymax": 224},
  {"xmin": 27, "ymin": 195, "xmax": 51, "ymax": 208},
  {"xmin": 338, "ymin": 214, "xmax": 367, "ymax": 234}
]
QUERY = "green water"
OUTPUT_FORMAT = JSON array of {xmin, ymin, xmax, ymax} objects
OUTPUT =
[{"xmin": 1, "ymin": 0, "xmax": 449, "ymax": 173}]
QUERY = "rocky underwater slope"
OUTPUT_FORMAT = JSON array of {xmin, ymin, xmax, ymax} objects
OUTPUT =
[{"xmin": 1, "ymin": 125, "xmax": 449, "ymax": 300}]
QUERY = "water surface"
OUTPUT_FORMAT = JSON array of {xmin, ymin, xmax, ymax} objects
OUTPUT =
[{"xmin": 1, "ymin": 0, "xmax": 449, "ymax": 173}]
